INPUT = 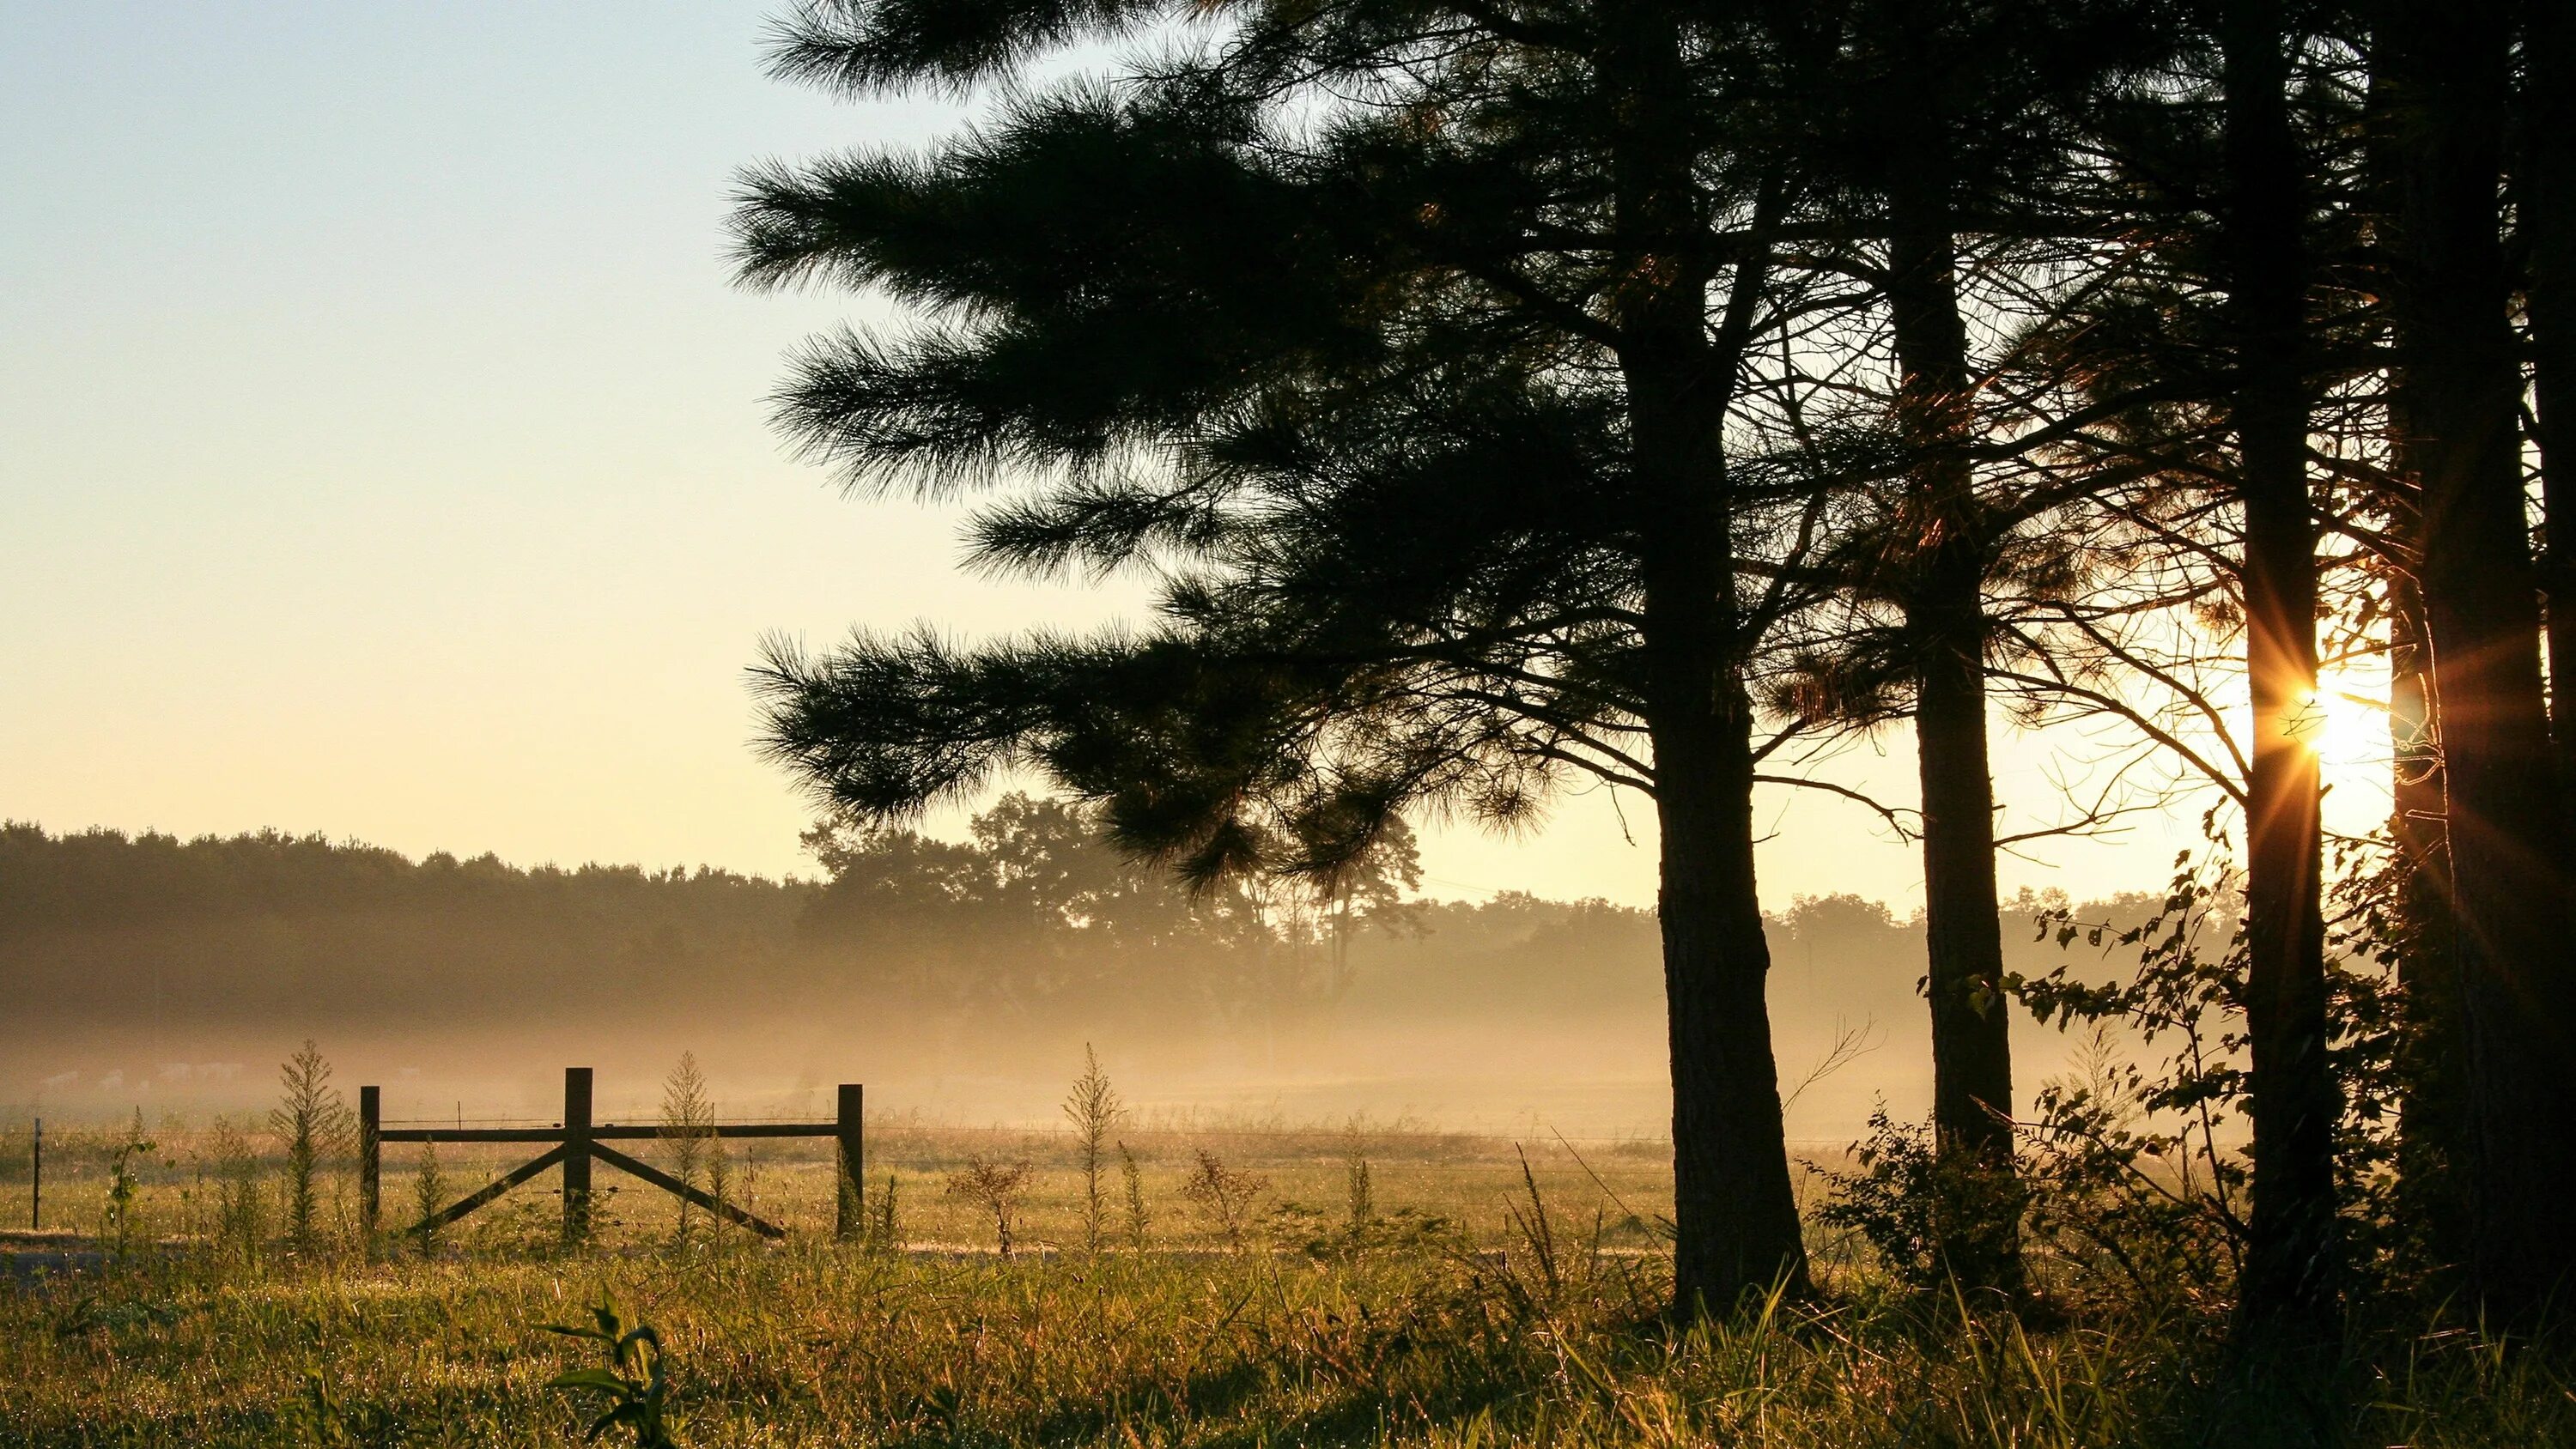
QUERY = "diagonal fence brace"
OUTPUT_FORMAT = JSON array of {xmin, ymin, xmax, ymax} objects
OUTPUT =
[
  {"xmin": 408, "ymin": 1143, "xmax": 570, "ymax": 1235},
  {"xmin": 588, "ymin": 1143, "xmax": 786, "ymax": 1240}
]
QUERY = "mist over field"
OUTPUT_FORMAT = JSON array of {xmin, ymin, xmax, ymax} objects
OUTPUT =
[{"xmin": 1, "ymin": 811, "xmax": 2147, "ymax": 1141}]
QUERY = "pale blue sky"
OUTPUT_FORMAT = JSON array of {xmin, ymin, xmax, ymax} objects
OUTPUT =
[{"xmin": 1, "ymin": 3, "xmax": 2303, "ymax": 908}]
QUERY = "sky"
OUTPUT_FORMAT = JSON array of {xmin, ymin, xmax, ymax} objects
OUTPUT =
[{"xmin": 0, "ymin": 3, "xmax": 2388, "ymax": 912}]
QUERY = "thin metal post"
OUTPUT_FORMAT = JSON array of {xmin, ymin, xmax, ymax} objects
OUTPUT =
[
  {"xmin": 359, "ymin": 1086, "xmax": 381, "ymax": 1241},
  {"xmin": 29, "ymin": 1118, "xmax": 39, "ymax": 1231},
  {"xmin": 562, "ymin": 1067, "xmax": 593, "ymax": 1245},
  {"xmin": 835, "ymin": 1084, "xmax": 865, "ymax": 1240}
]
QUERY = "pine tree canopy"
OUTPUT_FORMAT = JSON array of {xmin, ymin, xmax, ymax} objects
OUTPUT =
[{"xmin": 738, "ymin": 2, "xmax": 1878, "ymax": 889}]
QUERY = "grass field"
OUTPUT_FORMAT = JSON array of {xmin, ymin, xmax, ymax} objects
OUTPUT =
[
  {"xmin": 2, "ymin": 1118, "xmax": 2571, "ymax": 1446},
  {"xmin": 1, "ymin": 1113, "xmax": 1681, "ymax": 1257}
]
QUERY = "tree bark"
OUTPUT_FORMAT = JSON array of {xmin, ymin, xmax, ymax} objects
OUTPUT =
[
  {"xmin": 2386, "ymin": 569, "xmax": 2468, "ymax": 1270},
  {"xmin": 1646, "ymin": 634, "xmax": 1813, "ymax": 1313},
  {"xmin": 2221, "ymin": 0, "xmax": 2340, "ymax": 1339},
  {"xmin": 2381, "ymin": 0, "xmax": 2576, "ymax": 1319},
  {"xmin": 2366, "ymin": 9, "xmax": 2471, "ymax": 1290},
  {"xmin": 2525, "ymin": 0, "xmax": 2576, "ymax": 781},
  {"xmin": 1610, "ymin": 6, "xmax": 1810, "ymax": 1316},
  {"xmin": 1884, "ymin": 118, "xmax": 2022, "ymax": 1296},
  {"xmin": 1632, "ymin": 328, "xmax": 1811, "ymax": 1312}
]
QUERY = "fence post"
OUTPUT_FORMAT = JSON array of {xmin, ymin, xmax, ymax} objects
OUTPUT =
[
  {"xmin": 359, "ymin": 1086, "xmax": 381, "ymax": 1242},
  {"xmin": 835, "ymin": 1083, "xmax": 864, "ymax": 1240},
  {"xmin": 562, "ymin": 1067, "xmax": 593, "ymax": 1246},
  {"xmin": 28, "ymin": 1117, "xmax": 39, "ymax": 1231}
]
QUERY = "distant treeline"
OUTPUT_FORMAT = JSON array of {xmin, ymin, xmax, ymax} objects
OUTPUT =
[{"xmin": 2, "ymin": 809, "xmax": 2146, "ymax": 1109}]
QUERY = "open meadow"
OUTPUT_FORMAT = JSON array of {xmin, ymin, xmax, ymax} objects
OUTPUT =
[
  {"xmin": 3, "ymin": 1112, "xmax": 2571, "ymax": 1448},
  {"xmin": 12, "ymin": 0, "xmax": 2576, "ymax": 1443}
]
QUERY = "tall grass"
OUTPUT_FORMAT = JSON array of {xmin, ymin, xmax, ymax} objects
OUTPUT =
[
  {"xmin": 1063, "ymin": 1046, "xmax": 1124, "ymax": 1254},
  {"xmin": 270, "ymin": 1040, "xmax": 352, "ymax": 1253},
  {"xmin": 659, "ymin": 1053, "xmax": 717, "ymax": 1243},
  {"xmin": 4, "ymin": 1222, "xmax": 2568, "ymax": 1446},
  {"xmin": 6, "ymin": 1090, "xmax": 2569, "ymax": 1448}
]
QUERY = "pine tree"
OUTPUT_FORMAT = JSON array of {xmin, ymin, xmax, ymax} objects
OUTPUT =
[
  {"xmin": 737, "ymin": 0, "xmax": 1849, "ymax": 1313},
  {"xmin": 1775, "ymin": 0, "xmax": 2183, "ymax": 1296},
  {"xmin": 2215, "ymin": 0, "xmax": 2338, "ymax": 1339},
  {"xmin": 726, "ymin": 0, "xmax": 2576, "ymax": 1325}
]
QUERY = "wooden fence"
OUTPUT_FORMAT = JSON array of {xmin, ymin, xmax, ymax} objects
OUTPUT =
[{"xmin": 359, "ymin": 1068, "xmax": 862, "ymax": 1245}]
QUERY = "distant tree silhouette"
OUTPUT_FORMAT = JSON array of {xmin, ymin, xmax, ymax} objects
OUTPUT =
[{"xmin": 0, "ymin": 811, "xmax": 1426, "ymax": 1060}]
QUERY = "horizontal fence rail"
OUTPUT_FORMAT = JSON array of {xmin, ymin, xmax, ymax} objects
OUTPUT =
[{"xmin": 373, "ymin": 1122, "xmax": 850, "ymax": 1143}]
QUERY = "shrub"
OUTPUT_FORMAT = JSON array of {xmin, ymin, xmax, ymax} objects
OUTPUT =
[
  {"xmin": 945, "ymin": 1157, "xmax": 1033, "ymax": 1257},
  {"xmin": 1182, "ymin": 1149, "xmax": 1268, "ymax": 1252},
  {"xmin": 412, "ymin": 1141, "xmax": 447, "ymax": 1258},
  {"xmin": 205, "ymin": 1115, "xmax": 266, "ymax": 1262},
  {"xmin": 1345, "ymin": 1131, "xmax": 1375, "ymax": 1244},
  {"xmin": 865, "ymin": 1173, "xmax": 901, "ymax": 1252},
  {"xmin": 100, "ymin": 1109, "xmax": 155, "ymax": 1257},
  {"xmin": 1820, "ymin": 1107, "xmax": 2032, "ymax": 1299}
]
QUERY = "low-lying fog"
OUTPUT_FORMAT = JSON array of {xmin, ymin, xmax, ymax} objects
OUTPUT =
[{"xmin": 3, "ymin": 810, "xmax": 2173, "ymax": 1141}]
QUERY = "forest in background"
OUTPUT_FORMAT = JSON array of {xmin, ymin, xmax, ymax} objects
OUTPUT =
[{"xmin": 0, "ymin": 805, "xmax": 2140, "ymax": 1136}]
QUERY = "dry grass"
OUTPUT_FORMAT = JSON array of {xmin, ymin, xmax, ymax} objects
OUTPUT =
[
  {"xmin": 0, "ymin": 1117, "xmax": 1679, "ymax": 1258},
  {"xmin": 1, "ymin": 1122, "xmax": 2570, "ymax": 1447}
]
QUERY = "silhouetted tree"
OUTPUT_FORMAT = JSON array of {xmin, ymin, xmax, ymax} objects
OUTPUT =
[
  {"xmin": 2213, "ymin": 0, "xmax": 2339, "ymax": 1342},
  {"xmin": 1777, "ymin": 0, "xmax": 2185, "ymax": 1296},
  {"xmin": 734, "ymin": 0, "xmax": 1878, "ymax": 1311},
  {"xmin": 2372, "ymin": 0, "xmax": 2576, "ymax": 1320}
]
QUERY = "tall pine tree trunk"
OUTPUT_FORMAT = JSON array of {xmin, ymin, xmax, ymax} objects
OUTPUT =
[
  {"xmin": 1628, "ymin": 255, "xmax": 1812, "ymax": 1318},
  {"xmin": 2525, "ymin": 0, "xmax": 2576, "ymax": 776},
  {"xmin": 1886, "ymin": 145, "xmax": 2021, "ymax": 1296},
  {"xmin": 2367, "ymin": 17, "xmax": 2470, "ymax": 1287},
  {"xmin": 2387, "ymin": 570, "xmax": 2468, "ymax": 1269},
  {"xmin": 1610, "ymin": 6, "xmax": 1808, "ymax": 1317},
  {"xmin": 1629, "ymin": 274, "xmax": 1810, "ymax": 1313},
  {"xmin": 1645, "ymin": 607, "xmax": 1812, "ymax": 1312},
  {"xmin": 2382, "ymin": 0, "xmax": 2576, "ymax": 1319},
  {"xmin": 2221, "ymin": 0, "xmax": 2340, "ymax": 1338}
]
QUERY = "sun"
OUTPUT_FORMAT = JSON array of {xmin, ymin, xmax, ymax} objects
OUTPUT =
[{"xmin": 2295, "ymin": 681, "xmax": 2391, "ymax": 778}]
